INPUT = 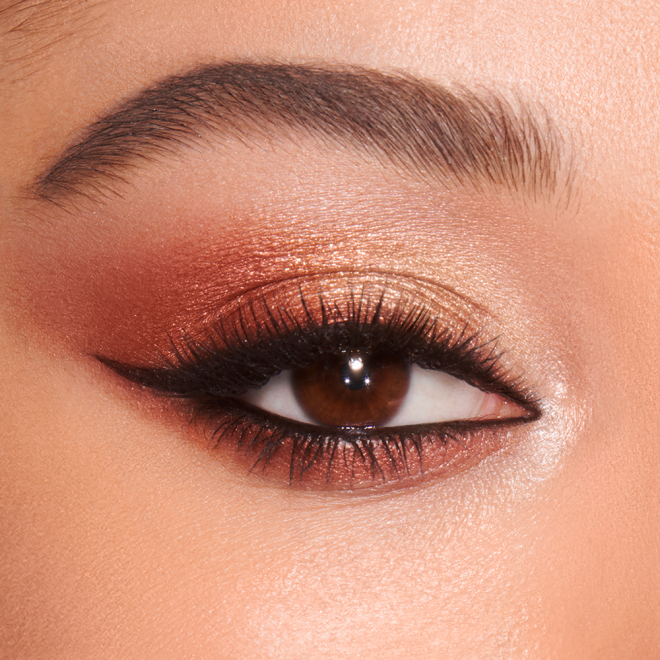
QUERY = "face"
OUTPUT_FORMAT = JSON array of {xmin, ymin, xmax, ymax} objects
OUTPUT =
[{"xmin": 1, "ymin": 1, "xmax": 659, "ymax": 657}]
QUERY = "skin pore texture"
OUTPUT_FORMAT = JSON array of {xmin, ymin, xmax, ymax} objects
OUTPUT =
[{"xmin": 1, "ymin": 0, "xmax": 660, "ymax": 658}]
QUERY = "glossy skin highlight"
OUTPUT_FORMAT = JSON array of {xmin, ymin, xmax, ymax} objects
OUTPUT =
[{"xmin": 1, "ymin": 1, "xmax": 660, "ymax": 658}]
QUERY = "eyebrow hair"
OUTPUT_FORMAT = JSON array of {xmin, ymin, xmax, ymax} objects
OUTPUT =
[{"xmin": 24, "ymin": 61, "xmax": 571, "ymax": 208}]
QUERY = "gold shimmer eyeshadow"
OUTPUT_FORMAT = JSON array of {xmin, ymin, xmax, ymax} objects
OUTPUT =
[{"xmin": 6, "ymin": 210, "xmax": 473, "ymax": 359}]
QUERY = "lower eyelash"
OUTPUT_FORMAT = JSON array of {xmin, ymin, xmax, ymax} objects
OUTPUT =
[
  {"xmin": 97, "ymin": 275, "xmax": 540, "ymax": 492},
  {"xmin": 191, "ymin": 398, "xmax": 520, "ymax": 490}
]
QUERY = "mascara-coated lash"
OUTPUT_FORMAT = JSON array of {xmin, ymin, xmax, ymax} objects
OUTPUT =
[{"xmin": 98, "ymin": 275, "xmax": 541, "ymax": 491}]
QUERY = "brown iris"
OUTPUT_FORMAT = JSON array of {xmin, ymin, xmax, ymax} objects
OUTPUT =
[{"xmin": 292, "ymin": 353, "xmax": 411, "ymax": 427}]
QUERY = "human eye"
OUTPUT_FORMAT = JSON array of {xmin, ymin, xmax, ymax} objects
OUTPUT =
[
  {"xmin": 97, "ymin": 274, "xmax": 540, "ymax": 492},
  {"xmin": 242, "ymin": 360, "xmax": 518, "ymax": 427}
]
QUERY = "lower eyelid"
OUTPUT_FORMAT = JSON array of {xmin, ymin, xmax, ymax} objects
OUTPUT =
[
  {"xmin": 190, "ymin": 399, "xmax": 524, "ymax": 493},
  {"xmin": 97, "ymin": 374, "xmax": 536, "ymax": 494},
  {"xmin": 99, "ymin": 358, "xmax": 537, "ymax": 493}
]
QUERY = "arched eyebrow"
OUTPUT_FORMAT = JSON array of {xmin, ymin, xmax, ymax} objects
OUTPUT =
[{"xmin": 24, "ymin": 62, "xmax": 572, "ymax": 208}]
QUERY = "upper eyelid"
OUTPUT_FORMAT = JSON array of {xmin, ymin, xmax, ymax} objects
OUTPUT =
[
  {"xmin": 95, "ymin": 273, "xmax": 539, "ymax": 412},
  {"xmin": 180, "ymin": 270, "xmax": 493, "ymax": 351},
  {"xmin": 95, "ymin": 270, "xmax": 492, "ymax": 362}
]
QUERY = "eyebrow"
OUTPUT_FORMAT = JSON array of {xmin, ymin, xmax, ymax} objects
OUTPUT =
[{"xmin": 24, "ymin": 62, "xmax": 571, "ymax": 207}]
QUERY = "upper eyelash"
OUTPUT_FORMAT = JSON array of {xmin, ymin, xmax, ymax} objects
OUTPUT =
[
  {"xmin": 97, "ymin": 285, "xmax": 534, "ymax": 407},
  {"xmin": 96, "ymin": 282, "xmax": 541, "ymax": 487}
]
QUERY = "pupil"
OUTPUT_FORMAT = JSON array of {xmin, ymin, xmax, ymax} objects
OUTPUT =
[
  {"xmin": 292, "ymin": 352, "xmax": 410, "ymax": 427},
  {"xmin": 341, "ymin": 355, "xmax": 371, "ymax": 390}
]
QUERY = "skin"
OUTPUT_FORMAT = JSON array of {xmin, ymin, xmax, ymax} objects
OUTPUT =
[{"xmin": 1, "ymin": 0, "xmax": 659, "ymax": 657}]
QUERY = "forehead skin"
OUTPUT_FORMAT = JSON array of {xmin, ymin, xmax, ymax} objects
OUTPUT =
[{"xmin": 1, "ymin": 1, "xmax": 660, "ymax": 658}]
